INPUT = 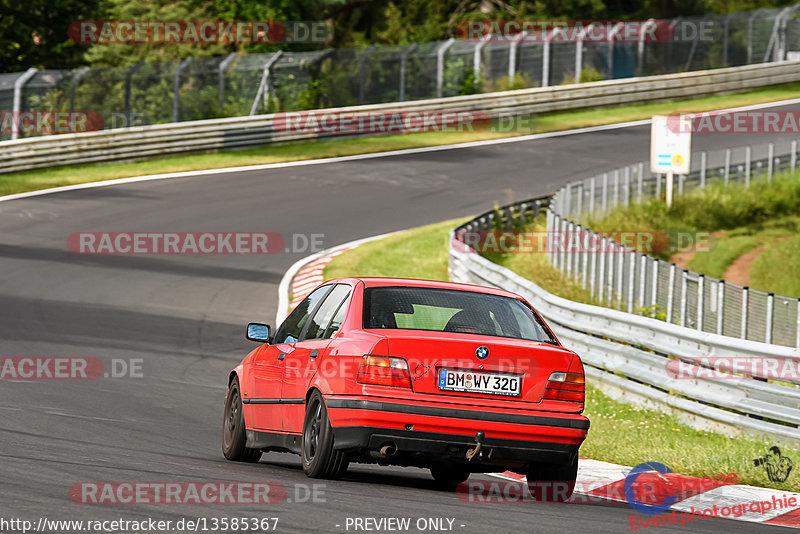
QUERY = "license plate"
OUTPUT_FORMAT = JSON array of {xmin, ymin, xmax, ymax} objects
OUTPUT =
[{"xmin": 437, "ymin": 369, "xmax": 521, "ymax": 397}]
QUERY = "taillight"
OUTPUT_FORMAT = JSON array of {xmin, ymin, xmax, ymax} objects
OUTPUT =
[
  {"xmin": 357, "ymin": 355, "xmax": 412, "ymax": 388},
  {"xmin": 543, "ymin": 372, "xmax": 584, "ymax": 402}
]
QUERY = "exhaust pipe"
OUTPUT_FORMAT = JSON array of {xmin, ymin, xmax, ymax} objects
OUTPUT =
[{"xmin": 379, "ymin": 443, "xmax": 397, "ymax": 457}]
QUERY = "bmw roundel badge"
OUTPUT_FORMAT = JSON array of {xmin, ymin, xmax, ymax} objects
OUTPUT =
[{"xmin": 475, "ymin": 346, "xmax": 489, "ymax": 360}]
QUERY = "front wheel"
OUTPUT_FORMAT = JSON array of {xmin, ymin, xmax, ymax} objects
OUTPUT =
[
  {"xmin": 526, "ymin": 455, "xmax": 578, "ymax": 502},
  {"xmin": 222, "ymin": 377, "xmax": 262, "ymax": 462},
  {"xmin": 301, "ymin": 391, "xmax": 348, "ymax": 479}
]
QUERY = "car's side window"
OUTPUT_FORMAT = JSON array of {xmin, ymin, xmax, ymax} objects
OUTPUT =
[
  {"xmin": 302, "ymin": 284, "xmax": 351, "ymax": 341},
  {"xmin": 273, "ymin": 286, "xmax": 332, "ymax": 344},
  {"xmin": 322, "ymin": 294, "xmax": 350, "ymax": 340}
]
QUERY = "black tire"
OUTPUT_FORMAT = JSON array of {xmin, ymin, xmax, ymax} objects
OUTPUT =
[
  {"xmin": 430, "ymin": 466, "xmax": 470, "ymax": 490},
  {"xmin": 301, "ymin": 391, "xmax": 348, "ymax": 479},
  {"xmin": 526, "ymin": 454, "xmax": 578, "ymax": 502},
  {"xmin": 222, "ymin": 377, "xmax": 262, "ymax": 462}
]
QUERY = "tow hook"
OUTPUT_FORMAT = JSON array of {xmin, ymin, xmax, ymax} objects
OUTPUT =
[{"xmin": 466, "ymin": 431, "xmax": 485, "ymax": 462}]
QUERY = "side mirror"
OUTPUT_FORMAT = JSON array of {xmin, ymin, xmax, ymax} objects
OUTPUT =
[{"xmin": 246, "ymin": 323, "xmax": 271, "ymax": 343}]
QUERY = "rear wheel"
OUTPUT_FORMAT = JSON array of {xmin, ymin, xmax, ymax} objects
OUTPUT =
[
  {"xmin": 430, "ymin": 466, "xmax": 470, "ymax": 490},
  {"xmin": 301, "ymin": 391, "xmax": 349, "ymax": 479},
  {"xmin": 526, "ymin": 455, "xmax": 578, "ymax": 502},
  {"xmin": 222, "ymin": 377, "xmax": 262, "ymax": 462}
]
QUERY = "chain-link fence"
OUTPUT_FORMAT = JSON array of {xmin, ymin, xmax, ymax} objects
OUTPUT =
[
  {"xmin": 2, "ymin": 4, "xmax": 800, "ymax": 140},
  {"xmin": 548, "ymin": 138, "xmax": 800, "ymax": 348}
]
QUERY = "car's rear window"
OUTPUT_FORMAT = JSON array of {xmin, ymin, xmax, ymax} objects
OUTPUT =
[{"xmin": 363, "ymin": 286, "xmax": 557, "ymax": 344}]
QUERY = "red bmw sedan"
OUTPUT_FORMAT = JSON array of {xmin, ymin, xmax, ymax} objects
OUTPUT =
[{"xmin": 223, "ymin": 278, "xmax": 589, "ymax": 495}]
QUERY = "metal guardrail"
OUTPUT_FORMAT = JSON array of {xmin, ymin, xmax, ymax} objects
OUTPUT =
[
  {"xmin": 547, "ymin": 140, "xmax": 800, "ymax": 348},
  {"xmin": 4, "ymin": 4, "xmax": 799, "ymax": 141},
  {"xmin": 449, "ymin": 198, "xmax": 800, "ymax": 444},
  {"xmin": 2, "ymin": 61, "xmax": 800, "ymax": 174}
]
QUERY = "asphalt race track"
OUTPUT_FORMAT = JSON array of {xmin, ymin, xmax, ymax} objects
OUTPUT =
[{"xmin": 2, "ymin": 102, "xmax": 800, "ymax": 533}]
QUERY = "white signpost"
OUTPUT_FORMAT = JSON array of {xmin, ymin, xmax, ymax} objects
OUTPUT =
[{"xmin": 650, "ymin": 115, "xmax": 692, "ymax": 207}]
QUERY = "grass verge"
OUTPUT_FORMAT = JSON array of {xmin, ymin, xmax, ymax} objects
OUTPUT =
[
  {"xmin": 587, "ymin": 171, "xmax": 800, "ymax": 295},
  {"xmin": 4, "ymin": 82, "xmax": 800, "ymax": 197},
  {"xmin": 322, "ymin": 217, "xmax": 800, "ymax": 491}
]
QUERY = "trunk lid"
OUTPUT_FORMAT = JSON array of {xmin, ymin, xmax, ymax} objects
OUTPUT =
[{"xmin": 384, "ymin": 330, "xmax": 575, "ymax": 404}]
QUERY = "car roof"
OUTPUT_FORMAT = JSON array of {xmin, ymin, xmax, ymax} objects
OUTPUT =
[{"xmin": 327, "ymin": 277, "xmax": 524, "ymax": 300}]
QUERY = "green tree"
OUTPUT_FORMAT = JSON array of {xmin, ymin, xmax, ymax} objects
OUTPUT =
[{"xmin": 0, "ymin": 0, "xmax": 104, "ymax": 71}]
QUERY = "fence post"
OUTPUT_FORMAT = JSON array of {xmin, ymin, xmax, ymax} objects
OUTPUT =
[
  {"xmin": 627, "ymin": 251, "xmax": 635, "ymax": 313},
  {"xmin": 637, "ymin": 162, "xmax": 644, "ymax": 202},
  {"xmin": 590, "ymin": 234, "xmax": 598, "ymax": 298},
  {"xmin": 509, "ymin": 32, "xmax": 523, "ymax": 80},
  {"xmin": 697, "ymin": 274, "xmax": 705, "ymax": 331},
  {"xmin": 792, "ymin": 140, "xmax": 798, "ymax": 172},
  {"xmin": 602, "ymin": 173, "xmax": 608, "ymax": 213},
  {"xmin": 624, "ymin": 166, "xmax": 631, "ymax": 206},
  {"xmin": 666, "ymin": 263, "xmax": 676, "ymax": 324},
  {"xmin": 768, "ymin": 143, "xmax": 775, "ymax": 182},
  {"xmin": 766, "ymin": 292, "xmax": 774, "ymax": 344},
  {"xmin": 575, "ymin": 28, "xmax": 584, "ymax": 82},
  {"xmin": 796, "ymin": 298, "xmax": 800, "ymax": 349},
  {"xmin": 218, "ymin": 52, "xmax": 237, "ymax": 112},
  {"xmin": 748, "ymin": 9, "xmax": 769, "ymax": 64},
  {"xmin": 637, "ymin": 19, "xmax": 655, "ymax": 76},
  {"xmin": 173, "ymin": 57, "xmax": 192, "ymax": 123},
  {"xmin": 358, "ymin": 45, "xmax": 378, "ymax": 104},
  {"xmin": 576, "ymin": 182, "xmax": 583, "ymax": 217},
  {"xmin": 68, "ymin": 66, "xmax": 90, "ymax": 114},
  {"xmin": 607, "ymin": 242, "xmax": 616, "ymax": 306},
  {"xmin": 639, "ymin": 253, "xmax": 647, "ymax": 309},
  {"xmin": 124, "ymin": 62, "xmax": 145, "ymax": 128},
  {"xmin": 722, "ymin": 13, "xmax": 732, "ymax": 65},
  {"xmin": 679, "ymin": 270, "xmax": 688, "ymax": 327},
  {"xmin": 651, "ymin": 258, "xmax": 659, "ymax": 307},
  {"xmin": 616, "ymin": 245, "xmax": 625, "ymax": 309},
  {"xmin": 11, "ymin": 68, "xmax": 38, "ymax": 140},
  {"xmin": 717, "ymin": 280, "xmax": 725, "ymax": 335},
  {"xmin": 589, "ymin": 175, "xmax": 596, "ymax": 215},
  {"xmin": 724, "ymin": 148, "xmax": 731, "ymax": 186},
  {"xmin": 598, "ymin": 237, "xmax": 607, "ymax": 302},
  {"xmin": 399, "ymin": 43, "xmax": 417, "ymax": 102},
  {"xmin": 656, "ymin": 173, "xmax": 662, "ymax": 197},
  {"xmin": 436, "ymin": 39, "xmax": 456, "ymax": 98},
  {"xmin": 700, "ymin": 151, "xmax": 707, "ymax": 188},
  {"xmin": 565, "ymin": 183, "xmax": 572, "ymax": 218},
  {"xmin": 741, "ymin": 286, "xmax": 750, "ymax": 339},
  {"xmin": 581, "ymin": 229, "xmax": 589, "ymax": 289},
  {"xmin": 542, "ymin": 29, "xmax": 552, "ymax": 87},
  {"xmin": 566, "ymin": 222, "xmax": 574, "ymax": 278},
  {"xmin": 250, "ymin": 52, "xmax": 283, "ymax": 116},
  {"xmin": 745, "ymin": 146, "xmax": 751, "ymax": 186},
  {"xmin": 613, "ymin": 170, "xmax": 620, "ymax": 208}
]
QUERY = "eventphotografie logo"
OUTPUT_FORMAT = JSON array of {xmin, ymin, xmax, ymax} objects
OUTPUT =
[{"xmin": 753, "ymin": 446, "xmax": 793, "ymax": 483}]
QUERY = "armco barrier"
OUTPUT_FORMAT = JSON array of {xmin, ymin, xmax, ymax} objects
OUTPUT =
[
  {"xmin": 2, "ymin": 61, "xmax": 800, "ymax": 173},
  {"xmin": 449, "ymin": 200, "xmax": 800, "ymax": 444}
]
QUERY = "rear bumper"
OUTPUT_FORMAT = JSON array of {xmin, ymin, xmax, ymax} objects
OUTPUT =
[{"xmin": 325, "ymin": 396, "xmax": 589, "ymax": 468}]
